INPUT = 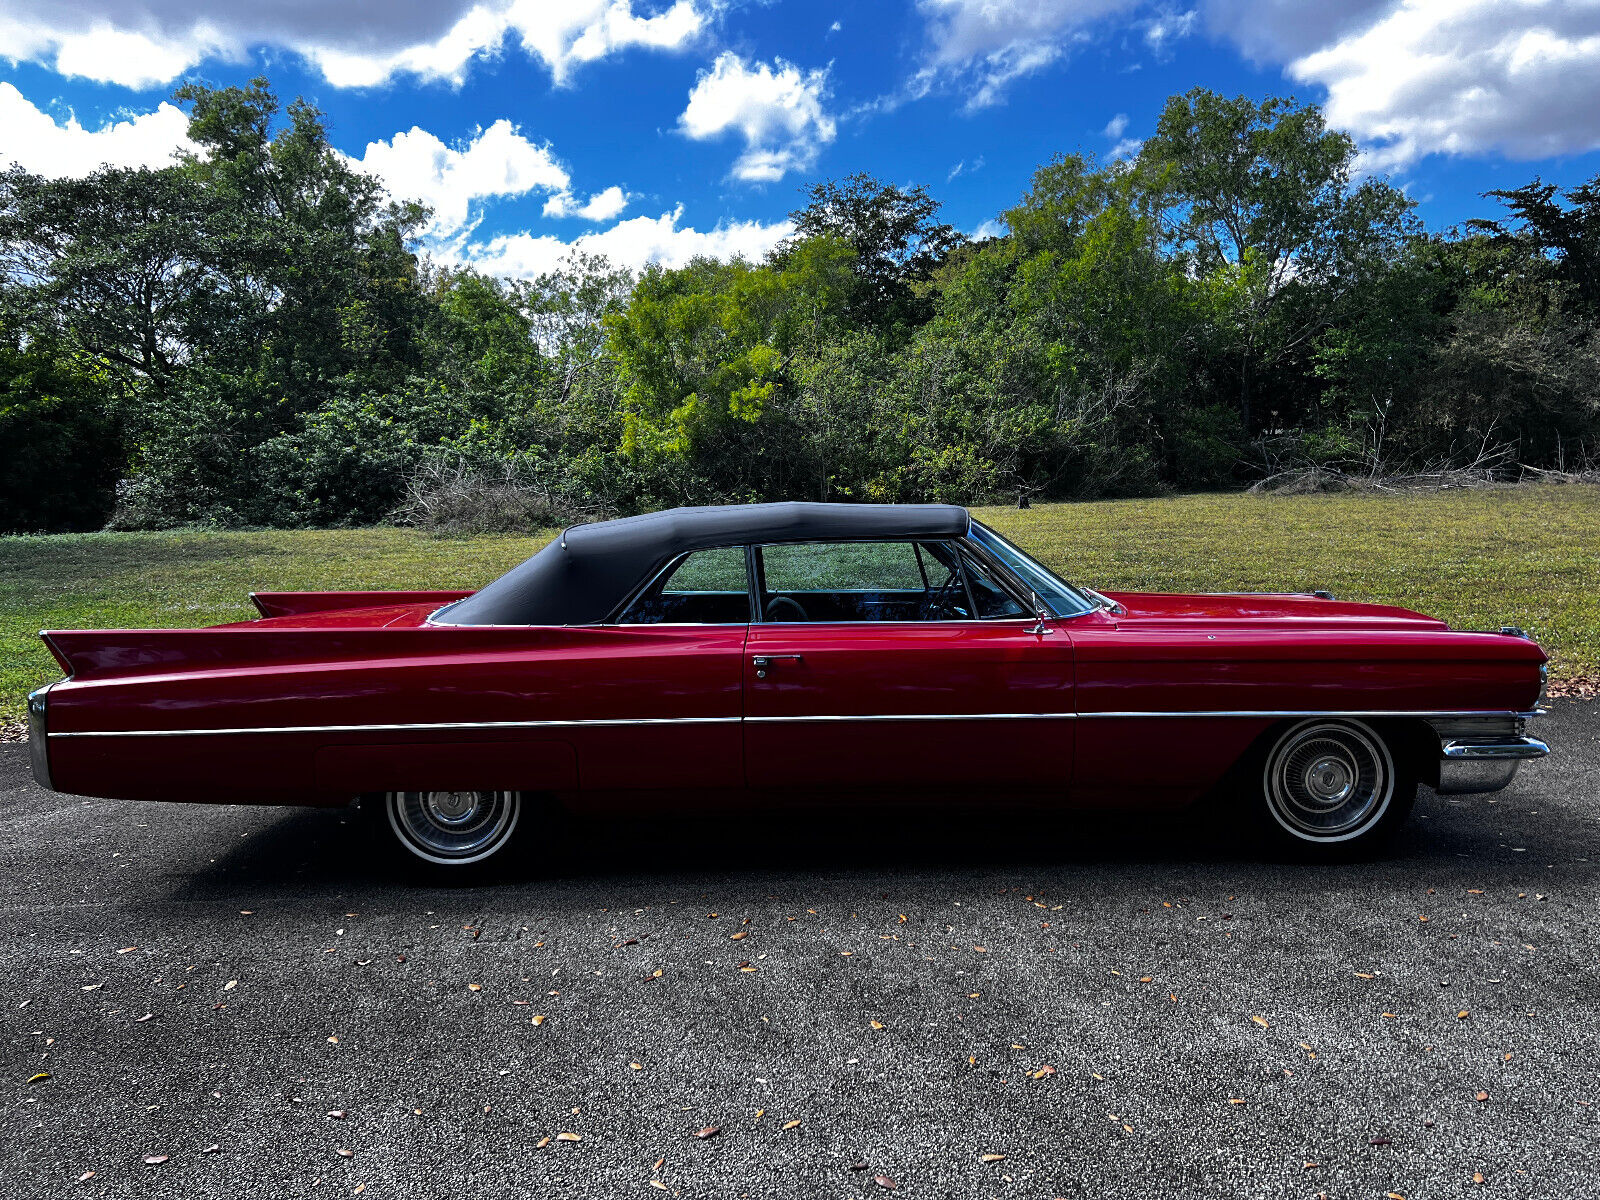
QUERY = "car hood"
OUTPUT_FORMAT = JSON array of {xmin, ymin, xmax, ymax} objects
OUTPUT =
[{"xmin": 1098, "ymin": 591, "xmax": 1450, "ymax": 631}]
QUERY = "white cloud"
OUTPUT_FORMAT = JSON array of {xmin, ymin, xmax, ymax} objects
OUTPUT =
[
  {"xmin": 912, "ymin": 0, "xmax": 1142, "ymax": 109},
  {"xmin": 0, "ymin": 0, "xmax": 709, "ymax": 91},
  {"xmin": 1143, "ymin": 6, "xmax": 1198, "ymax": 53},
  {"xmin": 446, "ymin": 206, "xmax": 795, "ymax": 277},
  {"xmin": 543, "ymin": 185, "xmax": 630, "ymax": 221},
  {"xmin": 970, "ymin": 218, "xmax": 1006, "ymax": 240},
  {"xmin": 946, "ymin": 154, "xmax": 985, "ymax": 181},
  {"xmin": 1280, "ymin": 0, "xmax": 1600, "ymax": 169},
  {"xmin": 0, "ymin": 82, "xmax": 195, "ymax": 175},
  {"xmin": 354, "ymin": 120, "xmax": 570, "ymax": 237},
  {"xmin": 679, "ymin": 52, "xmax": 836, "ymax": 182},
  {"xmin": 1102, "ymin": 112, "xmax": 1141, "ymax": 160},
  {"xmin": 1200, "ymin": 0, "xmax": 1394, "ymax": 61}
]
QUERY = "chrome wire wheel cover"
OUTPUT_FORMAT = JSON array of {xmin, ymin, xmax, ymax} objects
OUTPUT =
[
  {"xmin": 385, "ymin": 790, "xmax": 521, "ymax": 865},
  {"xmin": 1263, "ymin": 720, "xmax": 1394, "ymax": 843}
]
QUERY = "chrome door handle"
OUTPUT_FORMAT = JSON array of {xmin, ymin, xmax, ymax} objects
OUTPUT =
[{"xmin": 752, "ymin": 654, "xmax": 803, "ymax": 679}]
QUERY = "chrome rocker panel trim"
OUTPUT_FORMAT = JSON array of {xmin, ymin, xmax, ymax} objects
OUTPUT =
[{"xmin": 48, "ymin": 708, "xmax": 1543, "ymax": 739}]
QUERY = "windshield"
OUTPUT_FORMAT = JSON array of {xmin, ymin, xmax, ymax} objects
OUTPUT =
[{"xmin": 967, "ymin": 521, "xmax": 1095, "ymax": 617}]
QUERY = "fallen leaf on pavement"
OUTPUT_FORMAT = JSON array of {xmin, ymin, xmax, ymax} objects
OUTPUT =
[
  {"xmin": 28, "ymin": 1072, "xmax": 49, "ymax": 1083},
  {"xmin": 869, "ymin": 1020, "xmax": 884, "ymax": 1030},
  {"xmin": 1476, "ymin": 1091, "xmax": 1489, "ymax": 1102},
  {"xmin": 980, "ymin": 1153, "xmax": 1005, "ymax": 1163},
  {"xmin": 874, "ymin": 1175, "xmax": 896, "ymax": 1189},
  {"xmin": 337, "ymin": 1148, "xmax": 353, "ymax": 1159},
  {"xmin": 695, "ymin": 1126, "xmax": 720, "ymax": 1139},
  {"xmin": 783, "ymin": 1120, "xmax": 801, "ymax": 1130},
  {"xmin": 1250, "ymin": 1015, "xmax": 1269, "ymax": 1029},
  {"xmin": 142, "ymin": 1155, "xmax": 167, "ymax": 1165},
  {"xmin": 557, "ymin": 1132, "xmax": 582, "ymax": 1142}
]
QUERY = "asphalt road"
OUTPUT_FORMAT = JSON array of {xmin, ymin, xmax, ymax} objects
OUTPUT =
[{"xmin": 2, "ymin": 704, "xmax": 1597, "ymax": 1200}]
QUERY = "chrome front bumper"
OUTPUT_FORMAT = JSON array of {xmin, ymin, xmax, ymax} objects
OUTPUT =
[{"xmin": 1435, "ymin": 734, "xmax": 1549, "ymax": 794}]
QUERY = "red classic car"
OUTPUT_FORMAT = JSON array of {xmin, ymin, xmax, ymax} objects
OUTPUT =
[{"xmin": 28, "ymin": 502, "xmax": 1549, "ymax": 874}]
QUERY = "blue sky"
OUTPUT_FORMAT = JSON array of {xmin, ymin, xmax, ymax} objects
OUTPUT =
[{"xmin": 3, "ymin": 1, "xmax": 1598, "ymax": 277}]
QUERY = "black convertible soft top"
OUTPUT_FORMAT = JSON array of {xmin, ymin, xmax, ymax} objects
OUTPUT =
[{"xmin": 438, "ymin": 501, "xmax": 971, "ymax": 626}]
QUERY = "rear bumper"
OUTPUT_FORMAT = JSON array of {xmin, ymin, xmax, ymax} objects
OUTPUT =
[
  {"xmin": 27, "ymin": 683, "xmax": 55, "ymax": 792},
  {"xmin": 1436, "ymin": 735, "xmax": 1549, "ymax": 795}
]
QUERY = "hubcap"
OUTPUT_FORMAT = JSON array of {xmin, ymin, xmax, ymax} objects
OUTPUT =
[
  {"xmin": 426, "ymin": 790, "xmax": 481, "ymax": 826},
  {"xmin": 1264, "ymin": 721, "xmax": 1393, "ymax": 842},
  {"xmin": 1302, "ymin": 756, "xmax": 1355, "ymax": 806},
  {"xmin": 386, "ymin": 790, "xmax": 521, "ymax": 866}
]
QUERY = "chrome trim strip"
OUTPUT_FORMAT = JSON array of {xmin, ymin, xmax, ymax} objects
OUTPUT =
[
  {"xmin": 745, "ymin": 712, "xmax": 1073, "ymax": 723},
  {"xmin": 47, "ymin": 708, "xmax": 1541, "ymax": 739},
  {"xmin": 1440, "ymin": 737, "xmax": 1549, "ymax": 760},
  {"xmin": 1079, "ymin": 709, "xmax": 1538, "ymax": 720},
  {"xmin": 50, "ymin": 716, "xmax": 743, "ymax": 739}
]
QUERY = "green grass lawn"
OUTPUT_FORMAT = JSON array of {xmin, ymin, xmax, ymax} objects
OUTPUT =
[{"xmin": 3, "ymin": 484, "xmax": 1597, "ymax": 722}]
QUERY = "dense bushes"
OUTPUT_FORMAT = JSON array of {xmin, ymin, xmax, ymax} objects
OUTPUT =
[{"xmin": 2, "ymin": 79, "xmax": 1598, "ymax": 533}]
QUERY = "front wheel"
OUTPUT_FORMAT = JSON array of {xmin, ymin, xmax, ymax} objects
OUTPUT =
[
  {"xmin": 377, "ymin": 790, "xmax": 525, "ymax": 878},
  {"xmin": 1255, "ymin": 719, "xmax": 1416, "ymax": 856}
]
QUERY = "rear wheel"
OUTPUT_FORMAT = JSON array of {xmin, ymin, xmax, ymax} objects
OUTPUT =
[
  {"xmin": 379, "ymin": 790, "xmax": 524, "ymax": 878},
  {"xmin": 1255, "ymin": 719, "xmax": 1415, "ymax": 856}
]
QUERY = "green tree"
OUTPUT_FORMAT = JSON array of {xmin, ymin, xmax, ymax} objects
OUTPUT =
[
  {"xmin": 781, "ymin": 173, "xmax": 961, "ymax": 338},
  {"xmin": 1140, "ymin": 88, "xmax": 1417, "ymax": 432}
]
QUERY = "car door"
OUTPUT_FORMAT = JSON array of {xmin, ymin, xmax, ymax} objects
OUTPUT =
[
  {"xmin": 742, "ymin": 540, "xmax": 1075, "ymax": 793},
  {"xmin": 564, "ymin": 545, "xmax": 751, "ymax": 794}
]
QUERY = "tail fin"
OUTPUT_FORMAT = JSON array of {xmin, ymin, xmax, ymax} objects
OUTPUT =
[{"xmin": 249, "ymin": 590, "xmax": 471, "ymax": 618}]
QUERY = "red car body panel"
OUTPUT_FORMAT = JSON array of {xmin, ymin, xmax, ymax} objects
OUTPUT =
[{"xmin": 34, "ymin": 581, "xmax": 1546, "ymax": 813}]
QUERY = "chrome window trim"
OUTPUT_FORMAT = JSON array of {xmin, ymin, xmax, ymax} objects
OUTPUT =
[{"xmin": 48, "ymin": 708, "xmax": 1542, "ymax": 739}]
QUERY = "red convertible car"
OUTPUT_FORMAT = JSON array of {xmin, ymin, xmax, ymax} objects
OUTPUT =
[{"xmin": 28, "ymin": 502, "xmax": 1548, "ymax": 874}]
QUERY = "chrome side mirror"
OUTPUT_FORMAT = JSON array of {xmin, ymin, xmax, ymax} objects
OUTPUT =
[{"xmin": 1028, "ymin": 591, "xmax": 1054, "ymax": 636}]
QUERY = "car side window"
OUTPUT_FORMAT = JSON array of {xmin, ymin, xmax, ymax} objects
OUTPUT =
[
  {"xmin": 619, "ymin": 547, "xmax": 750, "ymax": 624},
  {"xmin": 757, "ymin": 540, "xmax": 971, "ymax": 623}
]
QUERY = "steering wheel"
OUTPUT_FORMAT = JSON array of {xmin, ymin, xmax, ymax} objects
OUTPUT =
[
  {"xmin": 765, "ymin": 595, "xmax": 809, "ymax": 622},
  {"xmin": 925, "ymin": 568, "xmax": 966, "ymax": 620}
]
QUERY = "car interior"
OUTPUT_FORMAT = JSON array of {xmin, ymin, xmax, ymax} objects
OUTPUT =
[{"xmin": 619, "ymin": 540, "xmax": 1029, "ymax": 624}]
